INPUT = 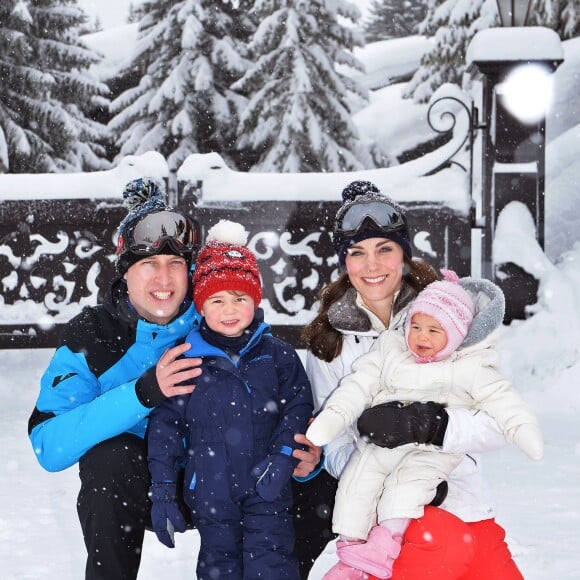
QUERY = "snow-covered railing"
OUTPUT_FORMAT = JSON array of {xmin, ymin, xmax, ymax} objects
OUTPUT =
[
  {"xmin": 0, "ymin": 111, "xmax": 474, "ymax": 348},
  {"xmin": 0, "ymin": 153, "xmax": 174, "ymax": 348},
  {"xmin": 174, "ymin": 147, "xmax": 473, "ymax": 346}
]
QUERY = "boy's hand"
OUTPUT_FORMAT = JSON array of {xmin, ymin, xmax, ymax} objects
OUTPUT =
[
  {"xmin": 149, "ymin": 483, "xmax": 188, "ymax": 548},
  {"xmin": 251, "ymin": 453, "xmax": 295, "ymax": 501}
]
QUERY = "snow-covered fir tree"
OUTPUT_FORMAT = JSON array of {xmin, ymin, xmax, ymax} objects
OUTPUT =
[
  {"xmin": 109, "ymin": 0, "xmax": 251, "ymax": 172},
  {"xmin": 364, "ymin": 0, "xmax": 428, "ymax": 42},
  {"xmin": 404, "ymin": 0, "xmax": 579, "ymax": 103},
  {"xmin": 0, "ymin": 0, "xmax": 110, "ymax": 173},
  {"xmin": 233, "ymin": 0, "xmax": 375, "ymax": 172},
  {"xmin": 404, "ymin": 0, "xmax": 498, "ymax": 103},
  {"xmin": 530, "ymin": 0, "xmax": 580, "ymax": 39}
]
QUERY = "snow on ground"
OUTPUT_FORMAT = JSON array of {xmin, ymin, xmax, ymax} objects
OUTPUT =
[{"xmin": 2, "ymin": 239, "xmax": 579, "ymax": 577}]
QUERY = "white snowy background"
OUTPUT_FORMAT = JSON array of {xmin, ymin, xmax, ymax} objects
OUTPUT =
[{"xmin": 1, "ymin": 1, "xmax": 580, "ymax": 579}]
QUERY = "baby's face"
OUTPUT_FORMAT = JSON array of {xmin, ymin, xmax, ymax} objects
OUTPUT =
[{"xmin": 407, "ymin": 313, "xmax": 448, "ymax": 358}]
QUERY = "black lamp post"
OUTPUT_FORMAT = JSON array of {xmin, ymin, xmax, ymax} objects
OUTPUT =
[
  {"xmin": 495, "ymin": 0, "xmax": 532, "ymax": 27},
  {"xmin": 466, "ymin": 1, "xmax": 563, "ymax": 320}
]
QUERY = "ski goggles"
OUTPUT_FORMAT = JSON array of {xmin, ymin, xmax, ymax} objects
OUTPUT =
[
  {"xmin": 119, "ymin": 210, "xmax": 199, "ymax": 256},
  {"xmin": 334, "ymin": 198, "xmax": 407, "ymax": 237}
]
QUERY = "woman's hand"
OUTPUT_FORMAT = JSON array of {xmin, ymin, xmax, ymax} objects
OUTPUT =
[
  {"xmin": 357, "ymin": 401, "xmax": 449, "ymax": 448},
  {"xmin": 292, "ymin": 433, "xmax": 322, "ymax": 478}
]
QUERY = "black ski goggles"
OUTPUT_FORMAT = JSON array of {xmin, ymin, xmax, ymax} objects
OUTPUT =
[
  {"xmin": 119, "ymin": 211, "xmax": 200, "ymax": 256},
  {"xmin": 334, "ymin": 198, "xmax": 407, "ymax": 237}
]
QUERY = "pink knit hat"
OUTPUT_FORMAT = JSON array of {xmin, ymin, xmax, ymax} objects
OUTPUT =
[{"xmin": 405, "ymin": 270, "xmax": 475, "ymax": 362}]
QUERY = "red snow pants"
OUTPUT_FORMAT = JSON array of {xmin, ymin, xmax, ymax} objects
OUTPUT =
[{"xmin": 369, "ymin": 506, "xmax": 524, "ymax": 580}]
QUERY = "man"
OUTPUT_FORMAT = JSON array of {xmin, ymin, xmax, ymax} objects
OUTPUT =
[
  {"xmin": 28, "ymin": 177, "xmax": 203, "ymax": 579},
  {"xmin": 28, "ymin": 177, "xmax": 321, "ymax": 580}
]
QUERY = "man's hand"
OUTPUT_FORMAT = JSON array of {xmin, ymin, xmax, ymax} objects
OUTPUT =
[
  {"xmin": 156, "ymin": 343, "xmax": 202, "ymax": 398},
  {"xmin": 292, "ymin": 433, "xmax": 322, "ymax": 478}
]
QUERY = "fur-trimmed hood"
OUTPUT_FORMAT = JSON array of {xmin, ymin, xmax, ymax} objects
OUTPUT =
[
  {"xmin": 459, "ymin": 277, "xmax": 505, "ymax": 348},
  {"xmin": 324, "ymin": 275, "xmax": 504, "ymax": 347}
]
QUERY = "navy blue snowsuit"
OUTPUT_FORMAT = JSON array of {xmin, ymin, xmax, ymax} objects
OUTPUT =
[{"xmin": 148, "ymin": 314, "xmax": 314, "ymax": 579}]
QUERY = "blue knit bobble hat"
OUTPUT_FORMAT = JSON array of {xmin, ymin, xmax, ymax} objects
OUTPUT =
[{"xmin": 115, "ymin": 177, "xmax": 195, "ymax": 274}]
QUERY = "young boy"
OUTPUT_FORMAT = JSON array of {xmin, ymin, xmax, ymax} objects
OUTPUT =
[
  {"xmin": 147, "ymin": 220, "xmax": 313, "ymax": 580},
  {"xmin": 306, "ymin": 271, "xmax": 543, "ymax": 579}
]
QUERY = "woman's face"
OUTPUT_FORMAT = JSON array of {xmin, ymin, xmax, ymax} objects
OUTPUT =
[{"xmin": 345, "ymin": 237, "xmax": 404, "ymax": 317}]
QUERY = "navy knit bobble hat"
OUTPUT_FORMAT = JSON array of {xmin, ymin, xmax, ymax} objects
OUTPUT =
[
  {"xmin": 115, "ymin": 177, "xmax": 198, "ymax": 274},
  {"xmin": 333, "ymin": 180, "xmax": 412, "ymax": 266}
]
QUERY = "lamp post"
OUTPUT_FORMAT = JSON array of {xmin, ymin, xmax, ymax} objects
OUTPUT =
[
  {"xmin": 495, "ymin": 0, "xmax": 531, "ymax": 27},
  {"xmin": 466, "ymin": 1, "xmax": 563, "ymax": 320}
]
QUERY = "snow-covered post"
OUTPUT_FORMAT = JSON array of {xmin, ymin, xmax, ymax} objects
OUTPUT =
[{"xmin": 466, "ymin": 25, "xmax": 563, "ymax": 320}]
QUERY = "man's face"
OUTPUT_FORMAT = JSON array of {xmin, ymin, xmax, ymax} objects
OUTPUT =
[{"xmin": 124, "ymin": 254, "xmax": 189, "ymax": 325}]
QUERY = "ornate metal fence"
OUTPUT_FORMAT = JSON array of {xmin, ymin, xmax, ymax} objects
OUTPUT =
[
  {"xmin": 190, "ymin": 198, "xmax": 470, "ymax": 347},
  {"xmin": 0, "ymin": 192, "xmax": 470, "ymax": 349},
  {"xmin": 0, "ymin": 102, "xmax": 475, "ymax": 349},
  {"xmin": 0, "ymin": 198, "xmax": 123, "ymax": 347}
]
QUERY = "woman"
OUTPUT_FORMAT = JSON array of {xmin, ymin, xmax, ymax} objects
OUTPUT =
[{"xmin": 293, "ymin": 180, "xmax": 522, "ymax": 579}]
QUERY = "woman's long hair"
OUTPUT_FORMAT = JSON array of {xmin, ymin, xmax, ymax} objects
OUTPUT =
[{"xmin": 301, "ymin": 257, "xmax": 440, "ymax": 363}]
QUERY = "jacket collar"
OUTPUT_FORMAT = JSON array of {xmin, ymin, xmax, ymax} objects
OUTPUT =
[{"xmin": 328, "ymin": 283, "xmax": 417, "ymax": 334}]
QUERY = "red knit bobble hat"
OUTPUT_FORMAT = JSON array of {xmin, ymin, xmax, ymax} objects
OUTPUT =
[
  {"xmin": 192, "ymin": 219, "xmax": 262, "ymax": 313},
  {"xmin": 405, "ymin": 269, "xmax": 475, "ymax": 362}
]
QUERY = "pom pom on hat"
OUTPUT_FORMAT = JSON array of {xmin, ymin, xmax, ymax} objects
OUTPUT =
[
  {"xmin": 117, "ymin": 177, "xmax": 168, "ymax": 236},
  {"xmin": 405, "ymin": 269, "xmax": 475, "ymax": 362},
  {"xmin": 341, "ymin": 180, "xmax": 382, "ymax": 203},
  {"xmin": 206, "ymin": 219, "xmax": 249, "ymax": 246},
  {"xmin": 193, "ymin": 220, "xmax": 262, "ymax": 312}
]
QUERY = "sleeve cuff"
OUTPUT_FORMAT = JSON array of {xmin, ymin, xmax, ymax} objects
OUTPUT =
[
  {"xmin": 292, "ymin": 449, "xmax": 326, "ymax": 483},
  {"xmin": 135, "ymin": 367, "xmax": 166, "ymax": 408}
]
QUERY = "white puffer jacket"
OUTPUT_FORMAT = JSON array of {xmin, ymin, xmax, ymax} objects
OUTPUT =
[{"xmin": 306, "ymin": 279, "xmax": 509, "ymax": 522}]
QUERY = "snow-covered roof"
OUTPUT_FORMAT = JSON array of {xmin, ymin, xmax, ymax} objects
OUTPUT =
[
  {"xmin": 466, "ymin": 27, "xmax": 564, "ymax": 65},
  {"xmin": 343, "ymin": 36, "xmax": 433, "ymax": 90}
]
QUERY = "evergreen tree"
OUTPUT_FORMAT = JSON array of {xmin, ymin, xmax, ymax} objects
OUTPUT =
[
  {"xmin": 405, "ymin": 0, "xmax": 579, "ymax": 104},
  {"xmin": 233, "ymin": 0, "xmax": 374, "ymax": 173},
  {"xmin": 404, "ymin": 0, "xmax": 498, "ymax": 103},
  {"xmin": 127, "ymin": 1, "xmax": 146, "ymax": 24},
  {"xmin": 530, "ymin": 0, "xmax": 580, "ymax": 39},
  {"xmin": 0, "ymin": 0, "xmax": 110, "ymax": 173},
  {"xmin": 364, "ymin": 0, "xmax": 428, "ymax": 42},
  {"xmin": 109, "ymin": 0, "xmax": 251, "ymax": 172}
]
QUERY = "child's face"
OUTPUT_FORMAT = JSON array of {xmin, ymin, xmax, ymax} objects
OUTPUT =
[
  {"xmin": 201, "ymin": 290, "xmax": 255, "ymax": 337},
  {"xmin": 407, "ymin": 313, "xmax": 448, "ymax": 359}
]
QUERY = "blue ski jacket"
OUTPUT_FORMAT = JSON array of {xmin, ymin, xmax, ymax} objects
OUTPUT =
[{"xmin": 28, "ymin": 279, "xmax": 197, "ymax": 472}]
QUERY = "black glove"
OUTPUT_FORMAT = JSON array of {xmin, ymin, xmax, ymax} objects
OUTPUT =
[
  {"xmin": 429, "ymin": 480, "xmax": 448, "ymax": 507},
  {"xmin": 357, "ymin": 401, "xmax": 449, "ymax": 449}
]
